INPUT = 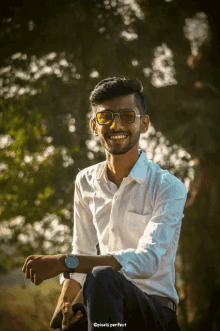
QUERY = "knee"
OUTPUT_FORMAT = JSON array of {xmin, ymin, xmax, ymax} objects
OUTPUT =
[
  {"xmin": 88, "ymin": 265, "xmax": 116, "ymax": 279},
  {"xmin": 83, "ymin": 266, "xmax": 114, "ymax": 297},
  {"xmin": 83, "ymin": 266, "xmax": 124, "ymax": 303},
  {"xmin": 85, "ymin": 266, "xmax": 119, "ymax": 287},
  {"xmin": 90, "ymin": 266, "xmax": 116, "ymax": 277}
]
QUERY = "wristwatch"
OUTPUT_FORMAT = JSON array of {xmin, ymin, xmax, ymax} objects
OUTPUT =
[{"xmin": 64, "ymin": 254, "xmax": 79, "ymax": 273}]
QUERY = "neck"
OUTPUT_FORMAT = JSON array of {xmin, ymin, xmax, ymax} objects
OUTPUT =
[{"xmin": 106, "ymin": 146, "xmax": 140, "ymax": 188}]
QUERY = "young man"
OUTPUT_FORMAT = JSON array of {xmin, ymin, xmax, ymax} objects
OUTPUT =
[{"xmin": 22, "ymin": 77, "xmax": 187, "ymax": 330}]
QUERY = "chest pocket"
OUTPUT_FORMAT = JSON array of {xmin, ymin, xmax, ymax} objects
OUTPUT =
[{"xmin": 123, "ymin": 211, "xmax": 153, "ymax": 247}]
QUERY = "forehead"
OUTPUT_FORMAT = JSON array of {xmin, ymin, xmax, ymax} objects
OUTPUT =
[{"xmin": 95, "ymin": 94, "xmax": 137, "ymax": 112}]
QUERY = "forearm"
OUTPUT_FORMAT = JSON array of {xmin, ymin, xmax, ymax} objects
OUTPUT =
[
  {"xmin": 74, "ymin": 254, "xmax": 122, "ymax": 273},
  {"xmin": 58, "ymin": 253, "xmax": 122, "ymax": 275},
  {"xmin": 60, "ymin": 278, "xmax": 82, "ymax": 303},
  {"xmin": 60, "ymin": 254, "xmax": 122, "ymax": 299},
  {"xmin": 50, "ymin": 278, "xmax": 82, "ymax": 329}
]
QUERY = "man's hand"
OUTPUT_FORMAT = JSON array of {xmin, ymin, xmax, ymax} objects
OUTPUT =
[
  {"xmin": 22, "ymin": 254, "xmax": 67, "ymax": 285},
  {"xmin": 50, "ymin": 288, "xmax": 84, "ymax": 329},
  {"xmin": 62, "ymin": 302, "xmax": 84, "ymax": 330}
]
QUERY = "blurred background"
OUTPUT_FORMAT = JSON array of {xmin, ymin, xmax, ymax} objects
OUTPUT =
[{"xmin": 0, "ymin": 1, "xmax": 220, "ymax": 330}]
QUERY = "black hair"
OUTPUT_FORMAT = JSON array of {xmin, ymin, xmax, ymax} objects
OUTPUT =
[{"xmin": 89, "ymin": 77, "xmax": 145, "ymax": 115}]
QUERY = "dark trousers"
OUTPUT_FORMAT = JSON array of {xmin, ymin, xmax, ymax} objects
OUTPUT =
[{"xmin": 54, "ymin": 266, "xmax": 181, "ymax": 331}]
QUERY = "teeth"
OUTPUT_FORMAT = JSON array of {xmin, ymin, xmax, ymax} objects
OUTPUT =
[{"xmin": 109, "ymin": 135, "xmax": 127, "ymax": 140}]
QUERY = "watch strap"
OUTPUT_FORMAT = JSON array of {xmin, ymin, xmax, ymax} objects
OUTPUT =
[{"xmin": 63, "ymin": 271, "xmax": 72, "ymax": 279}]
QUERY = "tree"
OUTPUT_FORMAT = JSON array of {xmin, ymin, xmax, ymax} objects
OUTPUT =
[
  {"xmin": 1, "ymin": 1, "xmax": 220, "ymax": 330},
  {"xmin": 132, "ymin": 2, "xmax": 220, "ymax": 330}
]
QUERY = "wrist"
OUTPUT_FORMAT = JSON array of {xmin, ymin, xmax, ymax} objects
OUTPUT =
[
  {"xmin": 64, "ymin": 254, "xmax": 79, "ymax": 273},
  {"xmin": 57, "ymin": 254, "xmax": 69, "ymax": 272}
]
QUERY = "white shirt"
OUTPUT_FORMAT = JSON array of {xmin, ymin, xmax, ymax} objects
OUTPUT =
[{"xmin": 60, "ymin": 150, "xmax": 187, "ymax": 305}]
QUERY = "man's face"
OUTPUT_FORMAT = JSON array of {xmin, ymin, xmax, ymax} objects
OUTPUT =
[{"xmin": 90, "ymin": 94, "xmax": 149, "ymax": 155}]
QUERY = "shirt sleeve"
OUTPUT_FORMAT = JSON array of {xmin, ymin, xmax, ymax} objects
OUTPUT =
[
  {"xmin": 60, "ymin": 173, "xmax": 98, "ymax": 287},
  {"xmin": 110, "ymin": 180, "xmax": 187, "ymax": 279}
]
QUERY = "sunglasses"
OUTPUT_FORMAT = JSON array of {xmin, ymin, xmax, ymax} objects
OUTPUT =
[{"xmin": 95, "ymin": 110, "xmax": 144, "ymax": 125}]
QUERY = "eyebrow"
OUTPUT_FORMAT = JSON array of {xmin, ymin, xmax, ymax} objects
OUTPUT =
[{"xmin": 97, "ymin": 108, "xmax": 135, "ymax": 112}]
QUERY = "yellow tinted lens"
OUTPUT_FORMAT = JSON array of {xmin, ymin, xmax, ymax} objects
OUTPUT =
[
  {"xmin": 97, "ymin": 112, "xmax": 112, "ymax": 124},
  {"xmin": 120, "ymin": 111, "xmax": 135, "ymax": 124}
]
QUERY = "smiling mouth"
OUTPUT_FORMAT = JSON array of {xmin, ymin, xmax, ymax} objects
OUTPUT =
[{"xmin": 108, "ymin": 134, "xmax": 129, "ymax": 140}]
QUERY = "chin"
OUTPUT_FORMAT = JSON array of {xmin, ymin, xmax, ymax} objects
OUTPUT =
[
  {"xmin": 109, "ymin": 150, "xmax": 129, "ymax": 155},
  {"xmin": 106, "ymin": 146, "xmax": 133, "ymax": 155}
]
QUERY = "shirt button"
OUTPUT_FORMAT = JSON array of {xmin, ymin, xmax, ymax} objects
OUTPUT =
[
  {"xmin": 115, "ymin": 196, "xmax": 118, "ymax": 200},
  {"xmin": 111, "ymin": 228, "xmax": 115, "ymax": 232}
]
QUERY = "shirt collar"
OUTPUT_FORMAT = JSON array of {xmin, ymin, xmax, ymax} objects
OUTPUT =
[
  {"xmin": 96, "ymin": 149, "xmax": 149, "ymax": 184},
  {"xmin": 128, "ymin": 150, "xmax": 149, "ymax": 184}
]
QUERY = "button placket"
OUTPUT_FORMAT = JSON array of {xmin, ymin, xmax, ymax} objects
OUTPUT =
[{"xmin": 108, "ymin": 193, "xmax": 120, "ymax": 249}]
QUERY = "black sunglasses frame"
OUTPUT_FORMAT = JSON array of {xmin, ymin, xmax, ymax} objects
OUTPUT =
[{"xmin": 95, "ymin": 110, "xmax": 144, "ymax": 126}]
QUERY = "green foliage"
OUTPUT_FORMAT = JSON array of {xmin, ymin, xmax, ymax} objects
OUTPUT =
[
  {"xmin": 0, "ymin": 73, "xmax": 104, "ymax": 270},
  {"xmin": 1, "ymin": 1, "xmax": 220, "ymax": 330},
  {"xmin": 0, "ymin": 0, "xmax": 197, "ymax": 274}
]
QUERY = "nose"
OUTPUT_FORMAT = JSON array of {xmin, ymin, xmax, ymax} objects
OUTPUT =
[{"xmin": 110, "ymin": 113, "xmax": 124, "ymax": 129}]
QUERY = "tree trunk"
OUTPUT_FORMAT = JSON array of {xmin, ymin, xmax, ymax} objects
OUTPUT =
[{"xmin": 177, "ymin": 157, "xmax": 220, "ymax": 330}]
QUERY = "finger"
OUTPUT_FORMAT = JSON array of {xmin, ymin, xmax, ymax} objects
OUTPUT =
[
  {"xmin": 69, "ymin": 312, "xmax": 83, "ymax": 325},
  {"xmin": 22, "ymin": 263, "xmax": 26, "ymax": 273},
  {"xmin": 33, "ymin": 273, "xmax": 41, "ymax": 286},
  {"xmin": 73, "ymin": 310, "xmax": 83, "ymax": 319},
  {"xmin": 30, "ymin": 268, "xmax": 35, "ymax": 283},
  {"xmin": 69, "ymin": 310, "xmax": 83, "ymax": 325},
  {"xmin": 24, "ymin": 257, "xmax": 35, "ymax": 278},
  {"xmin": 25, "ymin": 260, "xmax": 33, "ymax": 279},
  {"xmin": 26, "ymin": 257, "xmax": 41, "ymax": 279},
  {"xmin": 22, "ymin": 257, "xmax": 30, "ymax": 273},
  {"xmin": 35, "ymin": 278, "xmax": 43, "ymax": 286},
  {"xmin": 22, "ymin": 255, "xmax": 42, "ymax": 274},
  {"xmin": 22, "ymin": 256, "xmax": 29, "ymax": 272},
  {"xmin": 22, "ymin": 255, "xmax": 35, "ymax": 273}
]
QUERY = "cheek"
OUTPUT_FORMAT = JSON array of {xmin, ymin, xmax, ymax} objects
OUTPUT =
[
  {"xmin": 98, "ymin": 127, "xmax": 105, "ymax": 135},
  {"xmin": 97, "ymin": 128, "xmax": 106, "ymax": 138},
  {"xmin": 132, "ymin": 123, "xmax": 141, "ymax": 134}
]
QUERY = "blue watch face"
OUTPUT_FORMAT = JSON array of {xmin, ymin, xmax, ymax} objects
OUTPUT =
[{"xmin": 65, "ymin": 255, "xmax": 79, "ymax": 269}]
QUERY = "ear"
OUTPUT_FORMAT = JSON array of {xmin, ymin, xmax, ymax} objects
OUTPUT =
[
  {"xmin": 140, "ymin": 115, "xmax": 150, "ymax": 134},
  {"xmin": 90, "ymin": 118, "xmax": 98, "ymax": 136}
]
